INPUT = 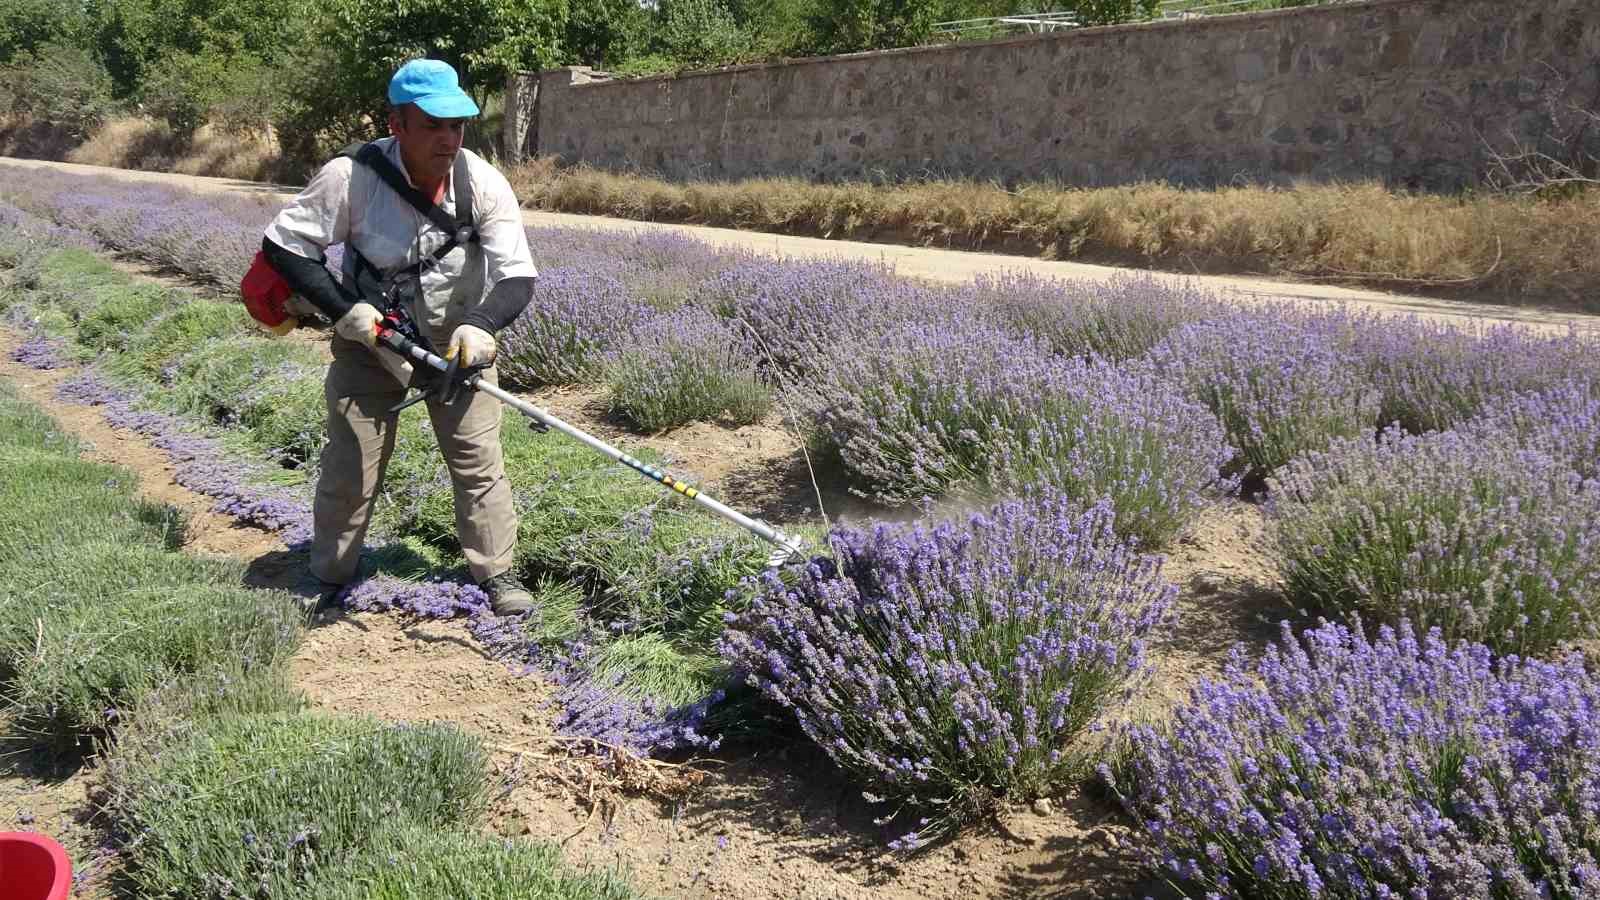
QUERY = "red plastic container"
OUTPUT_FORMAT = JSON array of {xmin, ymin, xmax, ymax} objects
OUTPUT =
[{"xmin": 0, "ymin": 831, "xmax": 71, "ymax": 900}]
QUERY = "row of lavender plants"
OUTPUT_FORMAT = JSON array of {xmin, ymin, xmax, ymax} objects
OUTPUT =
[
  {"xmin": 7, "ymin": 166, "xmax": 1600, "ymax": 893},
  {"xmin": 0, "ymin": 374, "xmax": 631, "ymax": 899},
  {"xmin": 0, "ymin": 199, "xmax": 763, "ymax": 753},
  {"xmin": 13, "ymin": 166, "xmax": 1597, "ymax": 541}
]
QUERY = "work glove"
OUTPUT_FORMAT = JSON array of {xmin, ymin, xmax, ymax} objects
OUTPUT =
[
  {"xmin": 334, "ymin": 302, "xmax": 382, "ymax": 348},
  {"xmin": 447, "ymin": 324, "xmax": 496, "ymax": 368}
]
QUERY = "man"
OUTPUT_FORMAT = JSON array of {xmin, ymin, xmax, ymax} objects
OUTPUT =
[{"xmin": 262, "ymin": 58, "xmax": 537, "ymax": 618}]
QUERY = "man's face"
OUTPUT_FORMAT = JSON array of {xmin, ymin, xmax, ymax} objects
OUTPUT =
[{"xmin": 390, "ymin": 104, "xmax": 466, "ymax": 183}]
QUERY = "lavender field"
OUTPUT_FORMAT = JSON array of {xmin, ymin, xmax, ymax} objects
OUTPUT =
[{"xmin": 5, "ymin": 161, "xmax": 1600, "ymax": 897}]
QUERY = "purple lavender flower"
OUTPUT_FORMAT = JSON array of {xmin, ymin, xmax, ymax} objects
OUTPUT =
[
  {"xmin": 1147, "ymin": 307, "xmax": 1379, "ymax": 481},
  {"xmin": 340, "ymin": 574, "xmax": 492, "ymax": 618},
  {"xmin": 8, "ymin": 334, "xmax": 69, "ymax": 369},
  {"xmin": 1462, "ymin": 380, "xmax": 1600, "ymax": 480},
  {"xmin": 1114, "ymin": 618, "xmax": 1600, "ymax": 898},
  {"xmin": 721, "ymin": 489, "xmax": 1177, "ymax": 848},
  {"xmin": 548, "ymin": 673, "xmax": 725, "ymax": 756},
  {"xmin": 703, "ymin": 256, "xmax": 964, "ymax": 376},
  {"xmin": 970, "ymin": 270, "xmax": 1229, "ymax": 360},
  {"xmin": 797, "ymin": 320, "xmax": 1233, "ymax": 544},
  {"xmin": 497, "ymin": 266, "xmax": 656, "ymax": 387},
  {"xmin": 1352, "ymin": 315, "xmax": 1600, "ymax": 434}
]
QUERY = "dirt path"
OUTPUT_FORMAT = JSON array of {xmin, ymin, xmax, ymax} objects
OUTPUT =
[
  {"xmin": 0, "ymin": 305, "xmax": 1291, "ymax": 898},
  {"xmin": 5, "ymin": 155, "xmax": 1596, "ymax": 336}
]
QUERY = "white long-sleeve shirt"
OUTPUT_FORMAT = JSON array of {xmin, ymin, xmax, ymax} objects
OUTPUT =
[{"xmin": 264, "ymin": 137, "xmax": 537, "ymax": 336}]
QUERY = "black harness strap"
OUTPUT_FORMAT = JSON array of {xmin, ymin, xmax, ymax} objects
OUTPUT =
[
  {"xmin": 336, "ymin": 140, "xmax": 478, "ymax": 271},
  {"xmin": 331, "ymin": 141, "xmax": 480, "ymax": 363}
]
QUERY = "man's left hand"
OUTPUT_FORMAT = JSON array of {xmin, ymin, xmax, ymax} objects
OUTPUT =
[{"xmin": 446, "ymin": 324, "xmax": 496, "ymax": 368}]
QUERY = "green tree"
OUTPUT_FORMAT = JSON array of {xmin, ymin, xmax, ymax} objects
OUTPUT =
[
  {"xmin": 804, "ymin": 0, "xmax": 938, "ymax": 53},
  {"xmin": 323, "ymin": 0, "xmax": 566, "ymax": 110},
  {"xmin": 81, "ymin": 0, "xmax": 304, "ymax": 100},
  {"xmin": 564, "ymin": 0, "xmax": 648, "ymax": 68},
  {"xmin": 272, "ymin": 0, "xmax": 566, "ymax": 176},
  {"xmin": 0, "ymin": 0, "xmax": 86, "ymax": 65},
  {"xmin": 725, "ymin": 0, "xmax": 816, "ymax": 57},
  {"xmin": 1064, "ymin": 0, "xmax": 1157, "ymax": 26},
  {"xmin": 0, "ymin": 42, "xmax": 117, "ymax": 140},
  {"xmin": 800, "ymin": 0, "xmax": 1155, "ymax": 54},
  {"xmin": 653, "ymin": 0, "xmax": 750, "ymax": 68}
]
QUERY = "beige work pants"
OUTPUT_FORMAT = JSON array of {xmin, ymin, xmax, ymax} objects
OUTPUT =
[{"xmin": 309, "ymin": 332, "xmax": 518, "ymax": 585}]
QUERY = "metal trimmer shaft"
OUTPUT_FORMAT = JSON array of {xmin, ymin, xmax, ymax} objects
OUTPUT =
[{"xmin": 377, "ymin": 326, "xmax": 808, "ymax": 567}]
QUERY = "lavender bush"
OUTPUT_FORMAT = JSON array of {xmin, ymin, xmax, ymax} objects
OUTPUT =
[
  {"xmin": 102, "ymin": 299, "xmax": 248, "ymax": 383},
  {"xmin": 1148, "ymin": 310, "xmax": 1379, "ymax": 481},
  {"xmin": 0, "ymin": 200, "xmax": 103, "ymax": 272},
  {"xmin": 161, "ymin": 335, "xmax": 328, "ymax": 466},
  {"xmin": 1267, "ymin": 425, "xmax": 1600, "ymax": 657},
  {"xmin": 720, "ymin": 491, "xmax": 1177, "ymax": 848},
  {"xmin": 799, "ymin": 322, "xmax": 1232, "ymax": 545},
  {"xmin": 604, "ymin": 305, "xmax": 772, "ymax": 431},
  {"xmin": 1113, "ymin": 619, "xmax": 1600, "ymax": 899},
  {"xmin": 9, "ymin": 172, "xmax": 273, "ymax": 288},
  {"xmin": 705, "ymin": 256, "xmax": 962, "ymax": 376},
  {"xmin": 972, "ymin": 271, "xmax": 1228, "ymax": 360},
  {"xmin": 497, "ymin": 267, "xmax": 656, "ymax": 387},
  {"xmin": 1464, "ymin": 380, "xmax": 1600, "ymax": 479},
  {"xmin": 75, "ymin": 282, "xmax": 170, "ymax": 352},
  {"xmin": 1353, "ymin": 316, "xmax": 1600, "ymax": 434}
]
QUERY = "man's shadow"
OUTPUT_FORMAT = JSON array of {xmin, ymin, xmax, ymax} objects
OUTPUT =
[{"xmin": 243, "ymin": 540, "xmax": 497, "ymax": 656}]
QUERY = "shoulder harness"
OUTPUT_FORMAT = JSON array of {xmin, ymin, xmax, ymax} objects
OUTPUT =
[{"xmin": 334, "ymin": 140, "xmax": 479, "ymax": 282}]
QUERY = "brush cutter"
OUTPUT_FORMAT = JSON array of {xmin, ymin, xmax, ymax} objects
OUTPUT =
[{"xmin": 373, "ymin": 311, "xmax": 809, "ymax": 568}]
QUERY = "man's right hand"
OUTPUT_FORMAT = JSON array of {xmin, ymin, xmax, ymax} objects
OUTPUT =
[{"xmin": 334, "ymin": 303, "xmax": 382, "ymax": 348}]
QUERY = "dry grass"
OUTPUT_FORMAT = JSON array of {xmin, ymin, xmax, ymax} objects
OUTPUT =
[
  {"xmin": 68, "ymin": 116, "xmax": 281, "ymax": 183},
  {"xmin": 509, "ymin": 162, "xmax": 1600, "ymax": 310},
  {"xmin": 12, "ymin": 112, "xmax": 1597, "ymax": 310},
  {"xmin": 0, "ymin": 114, "xmax": 79, "ymax": 161}
]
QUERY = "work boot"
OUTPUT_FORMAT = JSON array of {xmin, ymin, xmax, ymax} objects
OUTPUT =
[
  {"xmin": 290, "ymin": 570, "xmax": 346, "ymax": 625},
  {"xmin": 480, "ymin": 571, "xmax": 535, "ymax": 616}
]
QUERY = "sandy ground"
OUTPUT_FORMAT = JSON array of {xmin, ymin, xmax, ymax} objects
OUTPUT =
[{"xmin": 4, "ymin": 155, "xmax": 1597, "ymax": 337}]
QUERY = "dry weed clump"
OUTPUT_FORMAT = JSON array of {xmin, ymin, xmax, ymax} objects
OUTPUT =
[
  {"xmin": 68, "ymin": 116, "xmax": 280, "ymax": 182},
  {"xmin": 508, "ymin": 162, "xmax": 1600, "ymax": 309}
]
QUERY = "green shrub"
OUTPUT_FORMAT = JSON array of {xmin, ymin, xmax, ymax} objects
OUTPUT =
[
  {"xmin": 0, "ymin": 383, "xmax": 80, "ymax": 455},
  {"xmin": 0, "ymin": 451, "xmax": 179, "ymax": 566},
  {"xmin": 406, "ymin": 419, "xmax": 772, "ymax": 704},
  {"xmin": 603, "ymin": 306, "xmax": 771, "ymax": 431},
  {"xmin": 309, "ymin": 824, "xmax": 638, "ymax": 900},
  {"xmin": 76, "ymin": 281, "xmax": 171, "ymax": 351},
  {"xmin": 589, "ymin": 632, "xmax": 723, "ymax": 707},
  {"xmin": 159, "ymin": 333, "xmax": 328, "ymax": 463},
  {"xmin": 103, "ymin": 297, "xmax": 247, "ymax": 382},
  {"xmin": 104, "ymin": 710, "xmax": 488, "ymax": 899},
  {"xmin": 96, "ymin": 660, "xmax": 309, "ymax": 783},
  {"xmin": 0, "ymin": 388, "xmax": 302, "ymax": 741},
  {"xmin": 0, "ymin": 42, "xmax": 117, "ymax": 140},
  {"xmin": 0, "ymin": 536, "xmax": 303, "ymax": 740},
  {"xmin": 31, "ymin": 247, "xmax": 126, "ymax": 299},
  {"xmin": 519, "ymin": 576, "xmax": 587, "ymax": 649},
  {"xmin": 1267, "ymin": 426, "xmax": 1600, "ymax": 657}
]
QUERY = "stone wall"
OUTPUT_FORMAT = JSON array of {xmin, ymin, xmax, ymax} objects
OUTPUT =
[{"xmin": 509, "ymin": 0, "xmax": 1600, "ymax": 190}]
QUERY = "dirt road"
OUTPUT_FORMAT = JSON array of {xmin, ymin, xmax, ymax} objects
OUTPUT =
[{"xmin": 5, "ymin": 155, "xmax": 1595, "ymax": 335}]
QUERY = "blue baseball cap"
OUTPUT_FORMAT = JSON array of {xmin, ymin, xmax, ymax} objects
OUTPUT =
[{"xmin": 388, "ymin": 59, "xmax": 480, "ymax": 119}]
